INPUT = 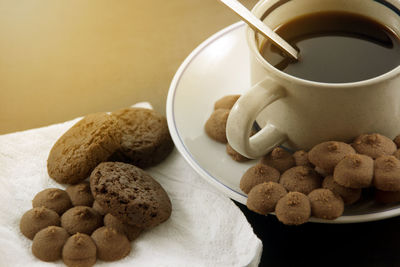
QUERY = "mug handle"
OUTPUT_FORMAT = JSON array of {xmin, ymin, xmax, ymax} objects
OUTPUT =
[{"xmin": 226, "ymin": 78, "xmax": 287, "ymax": 159}]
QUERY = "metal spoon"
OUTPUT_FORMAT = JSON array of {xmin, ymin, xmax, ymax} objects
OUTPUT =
[{"xmin": 219, "ymin": 0, "xmax": 299, "ymax": 60}]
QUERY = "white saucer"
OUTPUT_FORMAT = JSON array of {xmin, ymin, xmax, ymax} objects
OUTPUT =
[{"xmin": 166, "ymin": 22, "xmax": 400, "ymax": 223}]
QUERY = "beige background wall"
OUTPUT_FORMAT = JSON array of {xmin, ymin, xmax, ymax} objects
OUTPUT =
[{"xmin": 0, "ymin": 0, "xmax": 257, "ymax": 134}]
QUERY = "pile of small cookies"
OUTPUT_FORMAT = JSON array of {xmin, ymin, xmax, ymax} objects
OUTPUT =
[
  {"xmin": 20, "ymin": 107, "xmax": 174, "ymax": 266},
  {"xmin": 205, "ymin": 95, "xmax": 400, "ymax": 225}
]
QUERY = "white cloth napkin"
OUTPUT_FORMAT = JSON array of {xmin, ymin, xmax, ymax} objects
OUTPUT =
[{"xmin": 0, "ymin": 103, "xmax": 262, "ymax": 267}]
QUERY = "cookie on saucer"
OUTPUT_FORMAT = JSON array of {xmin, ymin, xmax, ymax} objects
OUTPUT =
[
  {"xmin": 260, "ymin": 147, "xmax": 295, "ymax": 173},
  {"xmin": 352, "ymin": 133, "xmax": 396, "ymax": 159},
  {"xmin": 205, "ymin": 109, "xmax": 230, "ymax": 143},
  {"xmin": 322, "ymin": 176, "xmax": 361, "ymax": 205},
  {"xmin": 373, "ymin": 155, "xmax": 400, "ymax": 191},
  {"xmin": 240, "ymin": 163, "xmax": 280, "ymax": 194},
  {"xmin": 279, "ymin": 166, "xmax": 322, "ymax": 195},
  {"xmin": 246, "ymin": 182, "xmax": 287, "ymax": 215},
  {"xmin": 275, "ymin": 192, "xmax": 311, "ymax": 225},
  {"xmin": 333, "ymin": 154, "xmax": 374, "ymax": 189},
  {"xmin": 214, "ymin": 94, "xmax": 241, "ymax": 110},
  {"xmin": 308, "ymin": 141, "xmax": 356, "ymax": 174},
  {"xmin": 308, "ymin": 188, "xmax": 344, "ymax": 220}
]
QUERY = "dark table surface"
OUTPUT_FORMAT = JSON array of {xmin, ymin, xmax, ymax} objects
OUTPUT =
[{"xmin": 234, "ymin": 201, "xmax": 400, "ymax": 267}]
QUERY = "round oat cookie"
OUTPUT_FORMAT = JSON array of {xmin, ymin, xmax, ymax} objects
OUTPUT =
[
  {"xmin": 47, "ymin": 113, "xmax": 122, "ymax": 184},
  {"xmin": 109, "ymin": 107, "xmax": 174, "ymax": 168},
  {"xmin": 90, "ymin": 162, "xmax": 172, "ymax": 228}
]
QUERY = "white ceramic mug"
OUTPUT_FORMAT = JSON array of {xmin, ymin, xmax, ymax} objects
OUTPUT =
[{"xmin": 226, "ymin": 0, "xmax": 400, "ymax": 159}]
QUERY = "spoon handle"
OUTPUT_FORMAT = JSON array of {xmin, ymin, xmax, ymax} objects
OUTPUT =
[{"xmin": 219, "ymin": 0, "xmax": 298, "ymax": 60}]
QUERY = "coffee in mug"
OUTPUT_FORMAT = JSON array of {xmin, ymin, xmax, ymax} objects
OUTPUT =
[{"xmin": 261, "ymin": 11, "xmax": 400, "ymax": 83}]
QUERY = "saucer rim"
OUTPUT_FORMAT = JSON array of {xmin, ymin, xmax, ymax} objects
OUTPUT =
[{"xmin": 167, "ymin": 22, "xmax": 248, "ymax": 204}]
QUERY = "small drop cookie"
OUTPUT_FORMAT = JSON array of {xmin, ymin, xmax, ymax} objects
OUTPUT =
[
  {"xmin": 205, "ymin": 109, "xmax": 230, "ymax": 143},
  {"xmin": 308, "ymin": 141, "xmax": 356, "ymax": 174},
  {"xmin": 32, "ymin": 226, "xmax": 69, "ymax": 262},
  {"xmin": 322, "ymin": 176, "xmax": 361, "ymax": 205},
  {"xmin": 91, "ymin": 227, "xmax": 131, "ymax": 261},
  {"xmin": 226, "ymin": 143, "xmax": 250, "ymax": 162},
  {"xmin": 62, "ymin": 233, "xmax": 96, "ymax": 267},
  {"xmin": 293, "ymin": 150, "xmax": 312, "ymax": 167},
  {"xmin": 279, "ymin": 166, "xmax": 322, "ymax": 195},
  {"xmin": 352, "ymin": 133, "xmax": 396, "ymax": 159},
  {"xmin": 109, "ymin": 108, "xmax": 174, "ymax": 168},
  {"xmin": 393, "ymin": 149, "xmax": 400, "ymax": 160},
  {"xmin": 90, "ymin": 162, "xmax": 172, "ymax": 228},
  {"xmin": 61, "ymin": 206, "xmax": 103, "ymax": 235},
  {"xmin": 333, "ymin": 154, "xmax": 374, "ymax": 189},
  {"xmin": 66, "ymin": 182, "xmax": 94, "ymax": 207},
  {"xmin": 246, "ymin": 182, "xmax": 287, "ymax": 215},
  {"xmin": 240, "ymin": 163, "xmax": 280, "ymax": 194},
  {"xmin": 47, "ymin": 112, "xmax": 122, "ymax": 184},
  {"xmin": 373, "ymin": 155, "xmax": 400, "ymax": 191},
  {"xmin": 104, "ymin": 213, "xmax": 143, "ymax": 241},
  {"xmin": 214, "ymin": 94, "xmax": 241, "ymax": 110},
  {"xmin": 260, "ymin": 147, "xmax": 295, "ymax": 173},
  {"xmin": 308, "ymin": 189, "xmax": 344, "ymax": 220},
  {"xmin": 275, "ymin": 192, "xmax": 311, "ymax": 225},
  {"xmin": 20, "ymin": 207, "xmax": 60, "ymax": 240},
  {"xmin": 92, "ymin": 201, "xmax": 107, "ymax": 216},
  {"xmin": 394, "ymin": 134, "xmax": 400, "ymax": 148},
  {"xmin": 32, "ymin": 188, "xmax": 72, "ymax": 215}
]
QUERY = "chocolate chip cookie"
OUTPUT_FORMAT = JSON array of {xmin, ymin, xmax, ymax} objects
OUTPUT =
[{"xmin": 90, "ymin": 162, "xmax": 172, "ymax": 228}]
